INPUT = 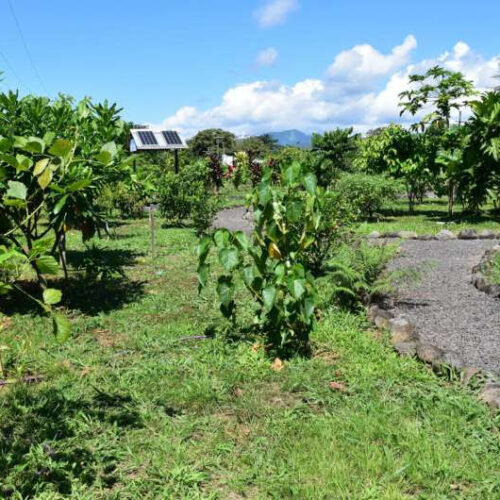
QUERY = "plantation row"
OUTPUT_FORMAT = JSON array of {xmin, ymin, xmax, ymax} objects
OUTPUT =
[{"xmin": 0, "ymin": 66, "xmax": 499, "ymax": 350}]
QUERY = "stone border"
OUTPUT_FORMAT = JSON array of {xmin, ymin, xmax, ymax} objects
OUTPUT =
[
  {"xmin": 471, "ymin": 245, "xmax": 500, "ymax": 298},
  {"xmin": 367, "ymin": 303, "xmax": 500, "ymax": 410},
  {"xmin": 368, "ymin": 229, "xmax": 500, "ymax": 241}
]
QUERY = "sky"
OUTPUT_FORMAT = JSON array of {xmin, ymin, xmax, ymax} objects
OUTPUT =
[{"xmin": 0, "ymin": 0, "xmax": 499, "ymax": 137}]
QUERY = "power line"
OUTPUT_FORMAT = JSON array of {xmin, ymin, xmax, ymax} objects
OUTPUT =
[
  {"xmin": 7, "ymin": 0, "xmax": 48, "ymax": 94},
  {"xmin": 0, "ymin": 48, "xmax": 32, "ymax": 92}
]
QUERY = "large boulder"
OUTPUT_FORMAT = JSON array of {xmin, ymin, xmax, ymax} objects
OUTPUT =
[
  {"xmin": 435, "ymin": 229, "xmax": 456, "ymax": 240},
  {"xmin": 388, "ymin": 317, "xmax": 416, "ymax": 344},
  {"xmin": 480, "ymin": 383, "xmax": 500, "ymax": 409},
  {"xmin": 397, "ymin": 230, "xmax": 418, "ymax": 239},
  {"xmin": 458, "ymin": 229, "xmax": 478, "ymax": 239}
]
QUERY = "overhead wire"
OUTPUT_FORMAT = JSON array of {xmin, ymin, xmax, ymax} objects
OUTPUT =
[
  {"xmin": 0, "ymin": 48, "xmax": 32, "ymax": 92},
  {"xmin": 6, "ymin": 0, "xmax": 48, "ymax": 94}
]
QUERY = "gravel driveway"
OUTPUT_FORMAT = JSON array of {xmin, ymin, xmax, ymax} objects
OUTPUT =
[
  {"xmin": 213, "ymin": 207, "xmax": 252, "ymax": 233},
  {"xmin": 389, "ymin": 239, "xmax": 500, "ymax": 374}
]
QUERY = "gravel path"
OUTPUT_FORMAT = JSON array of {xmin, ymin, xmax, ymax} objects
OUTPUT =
[
  {"xmin": 389, "ymin": 239, "xmax": 500, "ymax": 374},
  {"xmin": 213, "ymin": 207, "xmax": 252, "ymax": 233}
]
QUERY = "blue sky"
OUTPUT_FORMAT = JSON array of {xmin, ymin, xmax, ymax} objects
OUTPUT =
[{"xmin": 0, "ymin": 0, "xmax": 499, "ymax": 136}]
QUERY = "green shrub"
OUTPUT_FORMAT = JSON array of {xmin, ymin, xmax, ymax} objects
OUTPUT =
[
  {"xmin": 335, "ymin": 173, "xmax": 402, "ymax": 218},
  {"xmin": 98, "ymin": 182, "xmax": 146, "ymax": 219},
  {"xmin": 158, "ymin": 161, "xmax": 217, "ymax": 234},
  {"xmin": 198, "ymin": 163, "xmax": 324, "ymax": 354}
]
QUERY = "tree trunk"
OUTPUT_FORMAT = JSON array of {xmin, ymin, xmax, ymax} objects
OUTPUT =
[{"xmin": 448, "ymin": 180, "xmax": 455, "ymax": 218}]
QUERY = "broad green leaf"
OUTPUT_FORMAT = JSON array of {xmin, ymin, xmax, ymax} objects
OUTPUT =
[
  {"xmin": 33, "ymin": 158, "xmax": 50, "ymax": 176},
  {"xmin": 0, "ymin": 136, "xmax": 12, "ymax": 152},
  {"xmin": 15, "ymin": 154, "xmax": 33, "ymax": 171},
  {"xmin": 96, "ymin": 151, "xmax": 112, "ymax": 165},
  {"xmin": 288, "ymin": 278, "xmax": 306, "ymax": 299},
  {"xmin": 53, "ymin": 195, "xmax": 68, "ymax": 215},
  {"xmin": 37, "ymin": 167, "xmax": 53, "ymax": 190},
  {"xmin": 30, "ymin": 236, "xmax": 55, "ymax": 256},
  {"xmin": 53, "ymin": 314, "xmax": 71, "ymax": 343},
  {"xmin": 219, "ymin": 247, "xmax": 239, "ymax": 271},
  {"xmin": 0, "ymin": 283, "xmax": 13, "ymax": 295},
  {"xmin": 216, "ymin": 276, "xmax": 234, "ymax": 306},
  {"xmin": 43, "ymin": 131, "xmax": 56, "ymax": 146},
  {"xmin": 268, "ymin": 242, "xmax": 281, "ymax": 259},
  {"xmin": 43, "ymin": 288, "xmax": 62, "ymax": 305},
  {"xmin": 49, "ymin": 138, "xmax": 73, "ymax": 158},
  {"xmin": 67, "ymin": 179, "xmax": 92, "ymax": 192},
  {"xmin": 214, "ymin": 229, "xmax": 230, "ymax": 248},
  {"xmin": 302, "ymin": 172, "xmax": 317, "ymax": 195},
  {"xmin": 101, "ymin": 142, "xmax": 118, "ymax": 157},
  {"xmin": 262, "ymin": 286, "xmax": 276, "ymax": 311},
  {"xmin": 233, "ymin": 231, "xmax": 249, "ymax": 250},
  {"xmin": 304, "ymin": 296, "xmax": 315, "ymax": 321},
  {"xmin": 282, "ymin": 162, "xmax": 301, "ymax": 185},
  {"xmin": 197, "ymin": 263, "xmax": 209, "ymax": 290},
  {"xmin": 23, "ymin": 137, "xmax": 45, "ymax": 154},
  {"xmin": 35, "ymin": 255, "xmax": 59, "ymax": 275},
  {"xmin": 0, "ymin": 165, "xmax": 8, "ymax": 180},
  {"xmin": 242, "ymin": 265, "xmax": 255, "ymax": 288},
  {"xmin": 6, "ymin": 180, "xmax": 27, "ymax": 200},
  {"xmin": 197, "ymin": 235, "xmax": 211, "ymax": 262},
  {"xmin": 0, "ymin": 153, "xmax": 19, "ymax": 169}
]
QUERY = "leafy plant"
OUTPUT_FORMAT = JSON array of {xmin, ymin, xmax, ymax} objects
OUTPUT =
[
  {"xmin": 198, "ymin": 163, "xmax": 324, "ymax": 354},
  {"xmin": 335, "ymin": 173, "xmax": 402, "ymax": 218},
  {"xmin": 158, "ymin": 161, "xmax": 217, "ymax": 234}
]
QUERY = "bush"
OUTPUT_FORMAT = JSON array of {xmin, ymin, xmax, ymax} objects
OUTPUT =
[
  {"xmin": 198, "ymin": 163, "xmax": 323, "ymax": 354},
  {"xmin": 335, "ymin": 173, "xmax": 402, "ymax": 218},
  {"xmin": 158, "ymin": 161, "xmax": 217, "ymax": 234},
  {"xmin": 98, "ymin": 182, "xmax": 146, "ymax": 219}
]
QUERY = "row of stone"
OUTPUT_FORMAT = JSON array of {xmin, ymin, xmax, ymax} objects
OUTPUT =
[
  {"xmin": 471, "ymin": 245, "xmax": 500, "ymax": 298},
  {"xmin": 368, "ymin": 229, "xmax": 500, "ymax": 241},
  {"xmin": 367, "ymin": 304, "xmax": 500, "ymax": 410}
]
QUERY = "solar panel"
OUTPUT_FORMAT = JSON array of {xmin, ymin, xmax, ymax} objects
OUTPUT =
[
  {"xmin": 138, "ymin": 131, "xmax": 158, "ymax": 145},
  {"xmin": 162, "ymin": 131, "xmax": 183, "ymax": 145}
]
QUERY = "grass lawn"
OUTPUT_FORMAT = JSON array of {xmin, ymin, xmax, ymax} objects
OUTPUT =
[
  {"xmin": 356, "ymin": 198, "xmax": 500, "ymax": 236},
  {"xmin": 1, "ymin": 219, "xmax": 499, "ymax": 499}
]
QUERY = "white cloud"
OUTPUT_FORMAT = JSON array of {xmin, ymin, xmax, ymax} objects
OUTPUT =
[
  {"xmin": 328, "ymin": 35, "xmax": 417, "ymax": 81},
  {"xmin": 255, "ymin": 0, "xmax": 298, "ymax": 28},
  {"xmin": 158, "ymin": 37, "xmax": 500, "ymax": 137},
  {"xmin": 255, "ymin": 47, "xmax": 279, "ymax": 67}
]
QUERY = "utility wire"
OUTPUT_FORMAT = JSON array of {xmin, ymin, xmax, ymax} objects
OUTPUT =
[
  {"xmin": 0, "ymin": 49, "xmax": 32, "ymax": 92},
  {"xmin": 7, "ymin": 0, "xmax": 48, "ymax": 94}
]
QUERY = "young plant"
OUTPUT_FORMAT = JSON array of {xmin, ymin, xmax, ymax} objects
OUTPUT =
[{"xmin": 198, "ymin": 163, "xmax": 323, "ymax": 354}]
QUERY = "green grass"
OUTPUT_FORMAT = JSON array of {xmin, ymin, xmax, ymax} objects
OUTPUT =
[
  {"xmin": 217, "ymin": 183, "xmax": 251, "ymax": 209},
  {"xmin": 487, "ymin": 253, "xmax": 500, "ymax": 285},
  {"xmin": 1, "ymin": 219, "xmax": 499, "ymax": 499},
  {"xmin": 357, "ymin": 198, "xmax": 500, "ymax": 236}
]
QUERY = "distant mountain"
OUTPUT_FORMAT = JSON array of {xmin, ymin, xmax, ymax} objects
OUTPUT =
[{"xmin": 267, "ymin": 129, "xmax": 312, "ymax": 148}]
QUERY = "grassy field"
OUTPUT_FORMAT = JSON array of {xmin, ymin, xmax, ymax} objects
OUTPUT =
[
  {"xmin": 357, "ymin": 199, "xmax": 500, "ymax": 236},
  {"xmin": 1, "ymin": 218, "xmax": 499, "ymax": 499}
]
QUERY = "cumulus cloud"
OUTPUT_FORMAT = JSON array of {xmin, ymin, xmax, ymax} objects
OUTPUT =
[
  {"xmin": 158, "ymin": 38, "xmax": 500, "ymax": 137},
  {"xmin": 255, "ymin": 0, "xmax": 298, "ymax": 28},
  {"xmin": 255, "ymin": 47, "xmax": 279, "ymax": 67},
  {"xmin": 328, "ymin": 35, "xmax": 417, "ymax": 81}
]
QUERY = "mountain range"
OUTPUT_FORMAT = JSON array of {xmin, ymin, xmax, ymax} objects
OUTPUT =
[{"xmin": 266, "ymin": 129, "xmax": 312, "ymax": 148}]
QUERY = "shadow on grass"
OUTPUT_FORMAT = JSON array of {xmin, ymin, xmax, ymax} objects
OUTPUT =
[
  {"xmin": 0, "ymin": 385, "xmax": 143, "ymax": 497},
  {"xmin": 378, "ymin": 206, "xmax": 500, "ymax": 224},
  {"xmin": 1, "ymin": 248, "xmax": 147, "ymax": 317}
]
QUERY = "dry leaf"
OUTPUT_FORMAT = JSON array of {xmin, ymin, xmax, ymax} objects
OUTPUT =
[
  {"xmin": 271, "ymin": 357, "xmax": 284, "ymax": 371},
  {"xmin": 80, "ymin": 367, "xmax": 91, "ymax": 377},
  {"xmin": 329, "ymin": 381, "xmax": 347, "ymax": 392},
  {"xmin": 232, "ymin": 387, "xmax": 244, "ymax": 398}
]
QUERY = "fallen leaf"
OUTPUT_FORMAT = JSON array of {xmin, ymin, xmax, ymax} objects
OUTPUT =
[
  {"xmin": 271, "ymin": 357, "xmax": 284, "ymax": 372},
  {"xmin": 232, "ymin": 387, "xmax": 244, "ymax": 398},
  {"xmin": 80, "ymin": 367, "xmax": 91, "ymax": 377},
  {"xmin": 329, "ymin": 381, "xmax": 347, "ymax": 392},
  {"xmin": 252, "ymin": 343, "xmax": 264, "ymax": 352}
]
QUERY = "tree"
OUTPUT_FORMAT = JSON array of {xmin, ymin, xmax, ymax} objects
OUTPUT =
[
  {"xmin": 258, "ymin": 133, "xmax": 279, "ymax": 151},
  {"xmin": 399, "ymin": 66, "xmax": 476, "ymax": 215},
  {"xmin": 236, "ymin": 136, "xmax": 270, "ymax": 159},
  {"xmin": 461, "ymin": 90, "xmax": 500, "ymax": 212},
  {"xmin": 310, "ymin": 128, "xmax": 359, "ymax": 186},
  {"xmin": 188, "ymin": 129, "xmax": 236, "ymax": 157},
  {"xmin": 399, "ymin": 66, "xmax": 476, "ymax": 130}
]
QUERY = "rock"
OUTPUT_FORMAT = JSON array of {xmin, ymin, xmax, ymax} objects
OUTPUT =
[
  {"xmin": 479, "ymin": 383, "xmax": 500, "ymax": 409},
  {"xmin": 367, "ymin": 304, "xmax": 380, "ymax": 322},
  {"xmin": 368, "ymin": 231, "xmax": 381, "ymax": 239},
  {"xmin": 441, "ymin": 350, "xmax": 465, "ymax": 371},
  {"xmin": 478, "ymin": 230, "xmax": 495, "ymax": 240},
  {"xmin": 484, "ymin": 283, "xmax": 500, "ymax": 298},
  {"xmin": 471, "ymin": 273, "xmax": 487, "ymax": 291},
  {"xmin": 458, "ymin": 229, "xmax": 478, "ymax": 239},
  {"xmin": 461, "ymin": 366, "xmax": 481, "ymax": 385},
  {"xmin": 417, "ymin": 234, "xmax": 434, "ymax": 241},
  {"xmin": 397, "ymin": 230, "xmax": 418, "ymax": 239},
  {"xmin": 382, "ymin": 231, "xmax": 400, "ymax": 238},
  {"xmin": 388, "ymin": 317, "xmax": 416, "ymax": 344},
  {"xmin": 416, "ymin": 342, "xmax": 444, "ymax": 365},
  {"xmin": 435, "ymin": 229, "xmax": 456, "ymax": 240},
  {"xmin": 394, "ymin": 341, "xmax": 417, "ymax": 357}
]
